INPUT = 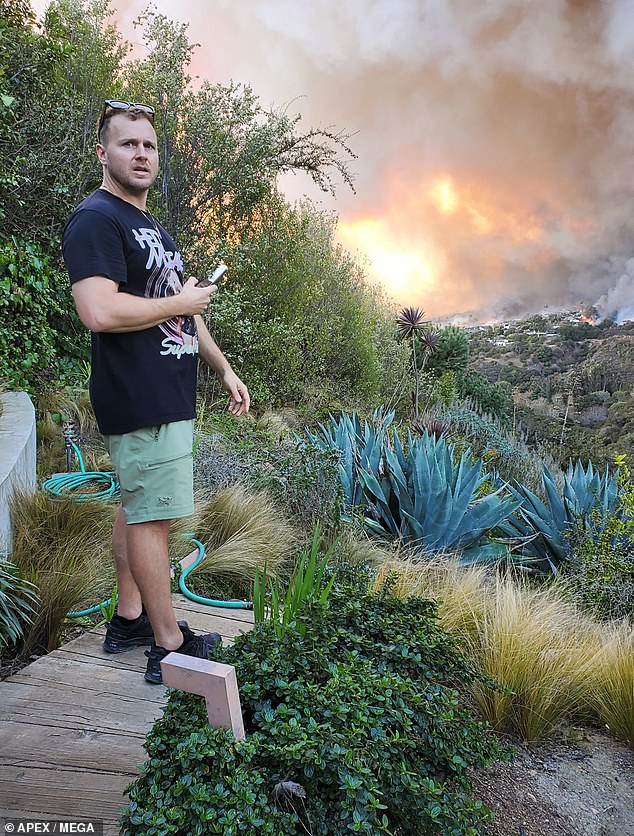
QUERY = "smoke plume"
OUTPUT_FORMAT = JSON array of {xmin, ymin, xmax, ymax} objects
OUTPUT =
[{"xmin": 36, "ymin": 0, "xmax": 634, "ymax": 321}]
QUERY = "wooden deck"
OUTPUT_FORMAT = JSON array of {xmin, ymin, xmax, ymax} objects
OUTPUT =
[{"xmin": 0, "ymin": 595, "xmax": 254, "ymax": 835}]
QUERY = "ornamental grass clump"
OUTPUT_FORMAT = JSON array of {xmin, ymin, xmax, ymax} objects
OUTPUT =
[
  {"xmin": 373, "ymin": 556, "xmax": 606, "ymax": 742},
  {"xmin": 373, "ymin": 555, "xmax": 490, "ymax": 644},
  {"xmin": 584, "ymin": 621, "xmax": 634, "ymax": 748},
  {"xmin": 468, "ymin": 578, "xmax": 600, "ymax": 741},
  {"xmin": 9, "ymin": 488, "xmax": 115, "ymax": 654},
  {"xmin": 191, "ymin": 483, "xmax": 294, "ymax": 582},
  {"xmin": 122, "ymin": 567, "xmax": 504, "ymax": 835}
]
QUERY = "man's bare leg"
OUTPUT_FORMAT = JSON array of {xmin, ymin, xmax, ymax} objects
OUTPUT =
[
  {"xmin": 125, "ymin": 518, "xmax": 183, "ymax": 650},
  {"xmin": 112, "ymin": 507, "xmax": 143, "ymax": 620}
]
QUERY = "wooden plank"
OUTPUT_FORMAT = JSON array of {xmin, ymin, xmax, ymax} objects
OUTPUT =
[
  {"xmin": 0, "ymin": 764, "xmax": 131, "ymax": 823},
  {"xmin": 0, "ymin": 591, "xmax": 255, "ymax": 830},
  {"xmin": 5, "ymin": 652, "xmax": 166, "ymax": 697},
  {"xmin": 170, "ymin": 594, "xmax": 255, "ymax": 623},
  {"xmin": 0, "ymin": 720, "xmax": 146, "ymax": 773},
  {"xmin": 0, "ymin": 680, "xmax": 163, "ymax": 735}
]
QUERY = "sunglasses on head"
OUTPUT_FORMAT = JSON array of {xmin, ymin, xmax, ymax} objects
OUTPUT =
[{"xmin": 97, "ymin": 99, "xmax": 155, "ymax": 139}]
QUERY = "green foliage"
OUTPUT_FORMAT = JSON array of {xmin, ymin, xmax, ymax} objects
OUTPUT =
[
  {"xmin": 253, "ymin": 524, "xmax": 336, "ymax": 638},
  {"xmin": 194, "ymin": 416, "xmax": 341, "ymax": 534},
  {"xmin": 424, "ymin": 325, "xmax": 470, "ymax": 377},
  {"xmin": 458, "ymin": 369, "xmax": 512, "ymax": 422},
  {"xmin": 206, "ymin": 200, "xmax": 397, "ymax": 410},
  {"xmin": 0, "ymin": 0, "xmax": 127, "ymax": 248},
  {"xmin": 122, "ymin": 569, "xmax": 503, "ymax": 835},
  {"xmin": 560, "ymin": 455, "xmax": 634, "ymax": 618},
  {"xmin": 0, "ymin": 238, "xmax": 89, "ymax": 392},
  {"xmin": 441, "ymin": 401, "xmax": 561, "ymax": 492},
  {"xmin": 499, "ymin": 460, "xmax": 624, "ymax": 574},
  {"xmin": 0, "ymin": 560, "xmax": 38, "ymax": 652}
]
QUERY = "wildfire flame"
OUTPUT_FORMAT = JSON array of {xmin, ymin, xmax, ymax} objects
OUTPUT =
[
  {"xmin": 337, "ymin": 218, "xmax": 444, "ymax": 301},
  {"xmin": 338, "ymin": 173, "xmax": 547, "ymax": 310}
]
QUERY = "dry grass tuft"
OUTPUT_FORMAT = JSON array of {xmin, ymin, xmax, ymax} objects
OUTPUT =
[
  {"xmin": 584, "ymin": 621, "xmax": 634, "ymax": 748},
  {"xmin": 468, "ymin": 578, "xmax": 601, "ymax": 741},
  {"xmin": 373, "ymin": 557, "xmax": 607, "ymax": 743},
  {"xmin": 334, "ymin": 530, "xmax": 400, "ymax": 568},
  {"xmin": 192, "ymin": 484, "xmax": 295, "ymax": 582},
  {"xmin": 9, "ymin": 489, "xmax": 116, "ymax": 654},
  {"xmin": 374, "ymin": 555, "xmax": 490, "ymax": 644}
]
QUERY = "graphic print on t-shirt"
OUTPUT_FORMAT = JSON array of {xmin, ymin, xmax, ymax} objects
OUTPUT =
[{"xmin": 132, "ymin": 225, "xmax": 199, "ymax": 359}]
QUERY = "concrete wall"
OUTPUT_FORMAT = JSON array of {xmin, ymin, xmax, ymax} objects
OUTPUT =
[{"xmin": 0, "ymin": 392, "xmax": 36, "ymax": 556}]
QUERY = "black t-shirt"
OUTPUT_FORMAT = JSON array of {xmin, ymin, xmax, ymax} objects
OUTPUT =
[{"xmin": 62, "ymin": 189, "xmax": 198, "ymax": 435}]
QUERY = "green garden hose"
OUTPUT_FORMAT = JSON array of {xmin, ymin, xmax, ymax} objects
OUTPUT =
[
  {"xmin": 42, "ymin": 440, "xmax": 119, "ymax": 502},
  {"xmin": 179, "ymin": 535, "xmax": 252, "ymax": 610}
]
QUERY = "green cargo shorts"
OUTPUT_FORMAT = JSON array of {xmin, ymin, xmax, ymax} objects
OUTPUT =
[{"xmin": 104, "ymin": 420, "xmax": 194, "ymax": 524}]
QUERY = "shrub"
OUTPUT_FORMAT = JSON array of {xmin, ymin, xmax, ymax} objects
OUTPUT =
[
  {"xmin": 0, "ymin": 238, "xmax": 88, "ymax": 393},
  {"xmin": 122, "ymin": 569, "xmax": 504, "ymax": 835},
  {"xmin": 560, "ymin": 455, "xmax": 634, "ymax": 619},
  {"xmin": 194, "ymin": 417, "xmax": 341, "ymax": 535}
]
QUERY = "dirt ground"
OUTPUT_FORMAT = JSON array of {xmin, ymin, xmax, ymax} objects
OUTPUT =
[{"xmin": 470, "ymin": 728, "xmax": 634, "ymax": 836}]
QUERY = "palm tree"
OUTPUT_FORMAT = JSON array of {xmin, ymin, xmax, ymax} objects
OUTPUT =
[{"xmin": 396, "ymin": 307, "xmax": 439, "ymax": 419}]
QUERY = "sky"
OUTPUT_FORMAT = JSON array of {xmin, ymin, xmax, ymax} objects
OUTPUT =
[{"xmin": 32, "ymin": 0, "xmax": 634, "ymax": 322}]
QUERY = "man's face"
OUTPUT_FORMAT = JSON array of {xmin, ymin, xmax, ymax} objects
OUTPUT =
[{"xmin": 97, "ymin": 113, "xmax": 159, "ymax": 195}]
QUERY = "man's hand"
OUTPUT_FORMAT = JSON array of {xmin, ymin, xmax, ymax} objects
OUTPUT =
[
  {"xmin": 221, "ymin": 369, "xmax": 251, "ymax": 416},
  {"xmin": 178, "ymin": 277, "xmax": 217, "ymax": 316}
]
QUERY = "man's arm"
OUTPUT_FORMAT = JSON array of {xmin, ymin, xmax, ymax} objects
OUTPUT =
[
  {"xmin": 195, "ymin": 314, "xmax": 250, "ymax": 416},
  {"xmin": 72, "ymin": 275, "xmax": 216, "ymax": 333}
]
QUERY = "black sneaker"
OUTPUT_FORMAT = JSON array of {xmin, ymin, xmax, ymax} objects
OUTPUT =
[
  {"xmin": 144, "ymin": 621, "xmax": 222, "ymax": 685},
  {"xmin": 103, "ymin": 612, "xmax": 154, "ymax": 653}
]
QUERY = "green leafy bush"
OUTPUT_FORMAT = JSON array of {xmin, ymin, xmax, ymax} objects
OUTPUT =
[
  {"xmin": 122, "ymin": 570, "xmax": 504, "ymax": 835},
  {"xmin": 194, "ymin": 417, "xmax": 341, "ymax": 534},
  {"xmin": 0, "ymin": 238, "xmax": 88, "ymax": 392},
  {"xmin": 560, "ymin": 455, "xmax": 634, "ymax": 618}
]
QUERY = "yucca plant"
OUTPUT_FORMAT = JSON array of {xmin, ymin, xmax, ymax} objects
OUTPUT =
[
  {"xmin": 499, "ymin": 460, "xmax": 622, "ymax": 573},
  {"xmin": 359, "ymin": 429, "xmax": 521, "ymax": 563},
  {"xmin": 0, "ymin": 559, "xmax": 38, "ymax": 651},
  {"xmin": 253, "ymin": 523, "xmax": 337, "ymax": 638}
]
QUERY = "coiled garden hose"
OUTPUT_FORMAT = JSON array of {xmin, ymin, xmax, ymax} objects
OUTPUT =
[
  {"xmin": 42, "ymin": 440, "xmax": 119, "ymax": 502},
  {"xmin": 179, "ymin": 535, "xmax": 252, "ymax": 610},
  {"xmin": 66, "ymin": 535, "xmax": 252, "ymax": 618}
]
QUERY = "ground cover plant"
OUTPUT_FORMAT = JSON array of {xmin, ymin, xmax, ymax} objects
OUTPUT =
[{"xmin": 121, "ymin": 567, "xmax": 505, "ymax": 835}]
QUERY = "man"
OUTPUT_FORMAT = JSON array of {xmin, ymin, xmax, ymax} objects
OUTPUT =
[{"xmin": 62, "ymin": 100, "xmax": 250, "ymax": 684}]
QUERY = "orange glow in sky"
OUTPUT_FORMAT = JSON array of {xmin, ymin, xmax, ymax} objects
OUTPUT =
[{"xmin": 337, "ymin": 218, "xmax": 443, "ymax": 303}]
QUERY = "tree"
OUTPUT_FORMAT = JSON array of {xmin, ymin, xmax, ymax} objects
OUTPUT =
[
  {"xmin": 424, "ymin": 325, "xmax": 470, "ymax": 377},
  {"xmin": 122, "ymin": 9, "xmax": 356, "ymax": 269}
]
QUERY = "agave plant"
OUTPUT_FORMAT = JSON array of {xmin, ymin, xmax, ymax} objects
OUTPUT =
[
  {"xmin": 302, "ymin": 409, "xmax": 394, "ymax": 510},
  {"xmin": 498, "ymin": 460, "xmax": 622, "ymax": 574},
  {"xmin": 358, "ymin": 429, "xmax": 521, "ymax": 563}
]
